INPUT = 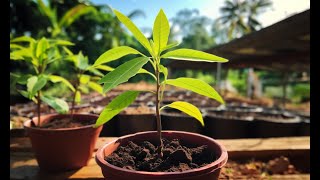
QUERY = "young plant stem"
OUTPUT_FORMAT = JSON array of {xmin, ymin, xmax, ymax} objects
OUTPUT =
[
  {"xmin": 155, "ymin": 63, "xmax": 163, "ymax": 157},
  {"xmin": 37, "ymin": 91, "xmax": 41, "ymax": 127},
  {"xmin": 71, "ymin": 72, "xmax": 83, "ymax": 120},
  {"xmin": 71, "ymin": 88, "xmax": 78, "ymax": 120}
]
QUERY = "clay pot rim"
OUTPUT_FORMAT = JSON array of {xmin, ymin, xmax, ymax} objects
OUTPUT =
[
  {"xmin": 96, "ymin": 130, "xmax": 228, "ymax": 176},
  {"xmin": 23, "ymin": 113, "xmax": 99, "ymax": 132}
]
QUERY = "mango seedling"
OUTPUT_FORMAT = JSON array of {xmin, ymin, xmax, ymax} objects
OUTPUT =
[
  {"xmin": 93, "ymin": 9, "xmax": 228, "ymax": 156},
  {"xmin": 10, "ymin": 36, "xmax": 75, "ymax": 126}
]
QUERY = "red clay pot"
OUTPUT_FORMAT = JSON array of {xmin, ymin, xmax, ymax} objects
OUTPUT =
[
  {"xmin": 96, "ymin": 131, "xmax": 228, "ymax": 180},
  {"xmin": 24, "ymin": 113, "xmax": 102, "ymax": 172}
]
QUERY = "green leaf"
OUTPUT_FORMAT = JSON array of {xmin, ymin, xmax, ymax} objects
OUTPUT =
[
  {"xmin": 10, "ymin": 43, "xmax": 25, "ymax": 50},
  {"xmin": 159, "ymin": 65, "xmax": 168, "ymax": 80},
  {"xmin": 77, "ymin": 52, "xmax": 89, "ymax": 70},
  {"xmin": 113, "ymin": 9, "xmax": 152, "ymax": 53},
  {"xmin": 161, "ymin": 41, "xmax": 180, "ymax": 52},
  {"xmin": 75, "ymin": 91, "xmax": 81, "ymax": 104},
  {"xmin": 17, "ymin": 90, "xmax": 29, "ymax": 99},
  {"xmin": 94, "ymin": 91, "xmax": 140, "ymax": 127},
  {"xmin": 86, "ymin": 67, "xmax": 104, "ymax": 77},
  {"xmin": 10, "ymin": 36, "xmax": 36, "ymax": 43},
  {"xmin": 165, "ymin": 77, "xmax": 224, "ymax": 104},
  {"xmin": 138, "ymin": 68, "xmax": 157, "ymax": 80},
  {"xmin": 49, "ymin": 39, "xmax": 74, "ymax": 46},
  {"xmin": 93, "ymin": 65, "xmax": 114, "ymax": 72},
  {"xmin": 63, "ymin": 47, "xmax": 74, "ymax": 56},
  {"xmin": 27, "ymin": 76, "xmax": 47, "ymax": 99},
  {"xmin": 48, "ymin": 75, "xmax": 75, "ymax": 92},
  {"xmin": 17, "ymin": 74, "xmax": 33, "ymax": 85},
  {"xmin": 161, "ymin": 49, "xmax": 228, "ymax": 62},
  {"xmin": 88, "ymin": 81, "xmax": 104, "ymax": 95},
  {"xmin": 80, "ymin": 75, "xmax": 90, "ymax": 84},
  {"xmin": 59, "ymin": 4, "xmax": 96, "ymax": 28},
  {"xmin": 93, "ymin": 46, "xmax": 143, "ymax": 67},
  {"xmin": 98, "ymin": 57, "xmax": 149, "ymax": 93},
  {"xmin": 163, "ymin": 101, "xmax": 204, "ymax": 126},
  {"xmin": 153, "ymin": 9, "xmax": 170, "ymax": 55},
  {"xmin": 36, "ymin": 37, "xmax": 49, "ymax": 58},
  {"xmin": 10, "ymin": 48, "xmax": 33, "ymax": 60},
  {"xmin": 41, "ymin": 95, "xmax": 69, "ymax": 114}
]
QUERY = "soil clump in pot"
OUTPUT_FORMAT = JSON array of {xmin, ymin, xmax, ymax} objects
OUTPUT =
[{"xmin": 106, "ymin": 138, "xmax": 217, "ymax": 172}]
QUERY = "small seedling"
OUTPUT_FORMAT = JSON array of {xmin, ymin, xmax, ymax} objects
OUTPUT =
[
  {"xmin": 10, "ymin": 36, "xmax": 75, "ymax": 126},
  {"xmin": 93, "ymin": 9, "xmax": 228, "ymax": 156}
]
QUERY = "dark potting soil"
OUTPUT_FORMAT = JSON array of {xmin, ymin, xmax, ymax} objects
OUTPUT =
[
  {"xmin": 39, "ymin": 117, "xmax": 95, "ymax": 129},
  {"xmin": 105, "ymin": 138, "xmax": 217, "ymax": 172}
]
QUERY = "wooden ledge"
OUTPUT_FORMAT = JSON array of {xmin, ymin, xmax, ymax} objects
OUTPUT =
[{"xmin": 10, "ymin": 136, "xmax": 310, "ymax": 180}]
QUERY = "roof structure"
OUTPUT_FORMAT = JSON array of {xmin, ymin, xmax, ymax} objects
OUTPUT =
[{"xmin": 168, "ymin": 9, "xmax": 310, "ymax": 72}]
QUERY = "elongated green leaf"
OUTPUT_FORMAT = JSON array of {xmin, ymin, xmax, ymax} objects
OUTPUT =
[
  {"xmin": 10, "ymin": 36, "xmax": 36, "ymax": 43},
  {"xmin": 48, "ymin": 75, "xmax": 75, "ymax": 92},
  {"xmin": 86, "ymin": 67, "xmax": 104, "ymax": 77},
  {"xmin": 161, "ymin": 41, "xmax": 180, "ymax": 52},
  {"xmin": 94, "ymin": 91, "xmax": 140, "ymax": 127},
  {"xmin": 36, "ymin": 37, "xmax": 49, "ymax": 58},
  {"xmin": 153, "ymin": 9, "xmax": 170, "ymax": 55},
  {"xmin": 163, "ymin": 101, "xmax": 204, "ymax": 126},
  {"xmin": 88, "ymin": 81, "xmax": 103, "ymax": 95},
  {"xmin": 98, "ymin": 57, "xmax": 149, "ymax": 93},
  {"xmin": 10, "ymin": 44, "xmax": 25, "ymax": 50},
  {"xmin": 17, "ymin": 90, "xmax": 29, "ymax": 99},
  {"xmin": 49, "ymin": 39, "xmax": 74, "ymax": 46},
  {"xmin": 59, "ymin": 4, "xmax": 96, "ymax": 28},
  {"xmin": 161, "ymin": 49, "xmax": 228, "ymax": 62},
  {"xmin": 27, "ymin": 76, "xmax": 47, "ymax": 98},
  {"xmin": 75, "ymin": 91, "xmax": 81, "ymax": 104},
  {"xmin": 113, "ymin": 9, "xmax": 152, "ymax": 52},
  {"xmin": 159, "ymin": 65, "xmax": 168, "ymax": 80},
  {"xmin": 138, "ymin": 68, "xmax": 157, "ymax": 80},
  {"xmin": 93, "ymin": 46, "xmax": 143, "ymax": 67},
  {"xmin": 93, "ymin": 65, "xmax": 114, "ymax": 72},
  {"xmin": 10, "ymin": 48, "xmax": 33, "ymax": 60},
  {"xmin": 165, "ymin": 77, "xmax": 224, "ymax": 104},
  {"xmin": 41, "ymin": 95, "xmax": 69, "ymax": 114},
  {"xmin": 63, "ymin": 47, "xmax": 74, "ymax": 56}
]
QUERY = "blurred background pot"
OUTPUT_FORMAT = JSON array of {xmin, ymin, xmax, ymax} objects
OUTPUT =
[
  {"xmin": 116, "ymin": 105, "xmax": 157, "ymax": 136},
  {"xmin": 161, "ymin": 108, "xmax": 204, "ymax": 134},
  {"xmin": 251, "ymin": 109, "xmax": 301, "ymax": 138}
]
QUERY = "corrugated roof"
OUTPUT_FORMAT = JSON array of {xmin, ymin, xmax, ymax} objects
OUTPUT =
[{"xmin": 168, "ymin": 9, "xmax": 310, "ymax": 72}]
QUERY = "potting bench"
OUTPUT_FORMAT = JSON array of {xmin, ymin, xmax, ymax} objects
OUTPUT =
[{"xmin": 10, "ymin": 136, "xmax": 310, "ymax": 179}]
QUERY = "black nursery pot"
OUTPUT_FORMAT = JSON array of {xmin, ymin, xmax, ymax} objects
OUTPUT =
[
  {"xmin": 203, "ymin": 105, "xmax": 262, "ymax": 139},
  {"xmin": 161, "ymin": 108, "xmax": 204, "ymax": 134},
  {"xmin": 203, "ymin": 109, "xmax": 254, "ymax": 139},
  {"xmin": 116, "ymin": 106, "xmax": 157, "ymax": 136},
  {"xmin": 251, "ymin": 109, "xmax": 301, "ymax": 138},
  {"xmin": 294, "ymin": 111, "xmax": 310, "ymax": 136}
]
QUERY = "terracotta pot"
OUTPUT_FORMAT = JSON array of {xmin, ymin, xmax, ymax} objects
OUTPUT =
[
  {"xmin": 96, "ymin": 131, "xmax": 228, "ymax": 180},
  {"xmin": 24, "ymin": 113, "xmax": 102, "ymax": 172},
  {"xmin": 161, "ymin": 109, "xmax": 204, "ymax": 134}
]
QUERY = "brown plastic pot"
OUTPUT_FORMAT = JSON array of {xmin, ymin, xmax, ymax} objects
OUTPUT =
[
  {"xmin": 95, "ymin": 131, "xmax": 228, "ymax": 180},
  {"xmin": 24, "ymin": 113, "xmax": 102, "ymax": 172}
]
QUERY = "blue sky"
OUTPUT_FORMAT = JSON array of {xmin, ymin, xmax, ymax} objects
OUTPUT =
[{"xmin": 91, "ymin": 0, "xmax": 310, "ymax": 30}]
